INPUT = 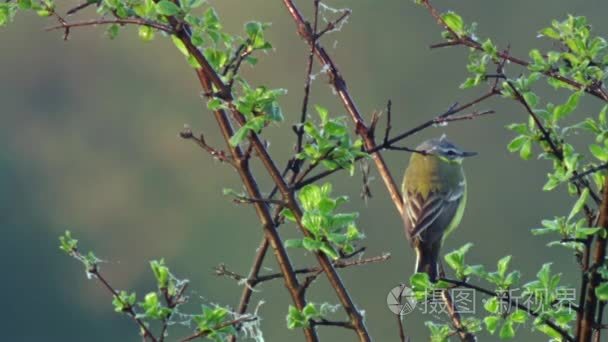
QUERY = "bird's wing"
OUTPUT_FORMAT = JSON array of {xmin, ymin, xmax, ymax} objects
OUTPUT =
[{"xmin": 403, "ymin": 182, "xmax": 465, "ymax": 243}]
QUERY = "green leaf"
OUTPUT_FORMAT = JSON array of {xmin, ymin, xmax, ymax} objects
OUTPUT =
[
  {"xmin": 536, "ymin": 263, "xmax": 553, "ymax": 285},
  {"xmin": 464, "ymin": 264, "xmax": 486, "ymax": 278},
  {"xmin": 596, "ymin": 282, "xmax": 608, "ymax": 301},
  {"xmin": 112, "ymin": 290, "xmax": 136, "ymax": 312},
  {"xmin": 539, "ymin": 27, "xmax": 560, "ymax": 39},
  {"xmin": 59, "ymin": 230, "xmax": 78, "ymax": 253},
  {"xmin": 284, "ymin": 239, "xmax": 303, "ymax": 249},
  {"xmin": 281, "ymin": 208, "xmax": 296, "ymax": 222},
  {"xmin": 207, "ymin": 98, "xmax": 222, "ymax": 110},
  {"xmin": 481, "ymin": 38, "xmax": 497, "ymax": 57},
  {"xmin": 286, "ymin": 305, "xmax": 307, "ymax": 329},
  {"xmin": 156, "ymin": 0, "xmax": 180, "ymax": 16},
  {"xmin": 504, "ymin": 271, "xmax": 521, "ymax": 287},
  {"xmin": 244, "ymin": 21, "xmax": 269, "ymax": 49},
  {"xmin": 600, "ymin": 105, "xmax": 608, "ymax": 126},
  {"xmin": 204, "ymin": 8, "xmax": 220, "ymax": 29},
  {"xmin": 519, "ymin": 140, "xmax": 532, "ymax": 160},
  {"xmin": 150, "ymin": 259, "xmax": 170, "ymax": 289},
  {"xmin": 229, "ymin": 126, "xmax": 249, "ymax": 146},
  {"xmin": 484, "ymin": 297, "xmax": 499, "ymax": 314},
  {"xmin": 188, "ymin": 0, "xmax": 205, "ymax": 9},
  {"xmin": 138, "ymin": 26, "xmax": 155, "ymax": 41},
  {"xmin": 484, "ymin": 315, "xmax": 500, "ymax": 334},
  {"xmin": 506, "ymin": 123, "xmax": 529, "ymax": 135},
  {"xmin": 18, "ymin": 0, "xmax": 32, "ymax": 10},
  {"xmin": 410, "ymin": 272, "xmax": 431, "ymax": 290},
  {"xmin": 319, "ymin": 242, "xmax": 339, "ymax": 260},
  {"xmin": 315, "ymin": 105, "xmax": 329, "ymax": 123},
  {"xmin": 302, "ymin": 237, "xmax": 322, "ymax": 251},
  {"xmin": 523, "ymin": 92, "xmax": 538, "ymax": 108},
  {"xmin": 171, "ymin": 35, "xmax": 189, "ymax": 56},
  {"xmin": 553, "ymin": 91, "xmax": 582, "ymax": 121},
  {"xmin": 576, "ymin": 227, "xmax": 601, "ymax": 237},
  {"xmin": 497, "ymin": 255, "xmax": 511, "ymax": 278},
  {"xmin": 302, "ymin": 303, "xmax": 318, "ymax": 318},
  {"xmin": 499, "ymin": 320, "xmax": 515, "ymax": 339},
  {"xmin": 139, "ymin": 292, "xmax": 171, "ymax": 319},
  {"xmin": 507, "ymin": 136, "xmax": 527, "ymax": 152},
  {"xmin": 568, "ymin": 188, "xmax": 589, "ymax": 221},
  {"xmin": 441, "ymin": 11, "xmax": 464, "ymax": 34},
  {"xmin": 426, "ymin": 321, "xmax": 452, "ymax": 342},
  {"xmin": 590, "ymin": 144, "xmax": 608, "ymax": 162},
  {"xmin": 107, "ymin": 24, "xmax": 119, "ymax": 39},
  {"xmin": 510, "ymin": 310, "xmax": 527, "ymax": 324}
]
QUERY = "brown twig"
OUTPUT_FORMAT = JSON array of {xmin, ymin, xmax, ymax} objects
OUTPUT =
[
  {"xmin": 232, "ymin": 196, "xmax": 287, "ymax": 206},
  {"xmin": 159, "ymin": 283, "xmax": 189, "ymax": 342},
  {"xmin": 296, "ymin": 0, "xmax": 320, "ymax": 155},
  {"xmin": 216, "ymin": 253, "xmax": 391, "ymax": 286},
  {"xmin": 571, "ymin": 163, "xmax": 608, "ymax": 182},
  {"xmin": 66, "ymin": 1, "xmax": 97, "ymax": 15},
  {"xmin": 316, "ymin": 9, "xmax": 351, "ymax": 38},
  {"xmin": 441, "ymin": 290, "xmax": 475, "ymax": 342},
  {"xmin": 180, "ymin": 127, "xmax": 235, "ymax": 166},
  {"xmin": 228, "ymin": 105, "xmax": 371, "ymax": 340},
  {"xmin": 311, "ymin": 319, "xmax": 353, "ymax": 329},
  {"xmin": 595, "ymin": 302, "xmax": 607, "ymax": 342},
  {"xmin": 581, "ymin": 176, "xmax": 608, "ymax": 342},
  {"xmin": 83, "ymin": 262, "xmax": 157, "ymax": 342},
  {"xmin": 46, "ymin": 18, "xmax": 174, "ymax": 34},
  {"xmin": 396, "ymin": 314, "xmax": 407, "ymax": 342},
  {"xmin": 178, "ymin": 316, "xmax": 258, "ymax": 342},
  {"xmin": 194, "ymin": 69, "xmax": 319, "ymax": 341},
  {"xmin": 282, "ymin": 0, "xmax": 404, "ymax": 216}
]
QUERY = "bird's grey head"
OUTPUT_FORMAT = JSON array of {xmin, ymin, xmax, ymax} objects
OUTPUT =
[{"xmin": 417, "ymin": 135, "xmax": 477, "ymax": 162}]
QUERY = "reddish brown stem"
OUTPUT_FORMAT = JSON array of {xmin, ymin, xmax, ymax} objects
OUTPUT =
[
  {"xmin": 228, "ymin": 105, "xmax": 371, "ymax": 341},
  {"xmin": 282, "ymin": 0, "xmax": 404, "ymax": 216},
  {"xmin": 195, "ymin": 70, "xmax": 319, "ymax": 342},
  {"xmin": 580, "ymin": 176, "xmax": 608, "ymax": 341}
]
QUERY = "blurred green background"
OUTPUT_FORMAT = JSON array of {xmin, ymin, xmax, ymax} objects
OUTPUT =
[{"xmin": 3, "ymin": 0, "xmax": 608, "ymax": 341}]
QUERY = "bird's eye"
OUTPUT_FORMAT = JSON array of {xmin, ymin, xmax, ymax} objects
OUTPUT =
[{"xmin": 446, "ymin": 150, "xmax": 456, "ymax": 156}]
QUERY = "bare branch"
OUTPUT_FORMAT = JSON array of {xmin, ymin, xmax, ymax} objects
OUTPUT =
[
  {"xmin": 46, "ymin": 19, "xmax": 174, "ymax": 34},
  {"xmin": 180, "ymin": 127, "xmax": 235, "ymax": 166},
  {"xmin": 179, "ymin": 316, "xmax": 258, "ymax": 342}
]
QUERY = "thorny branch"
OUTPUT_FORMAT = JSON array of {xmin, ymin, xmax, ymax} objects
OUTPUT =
[
  {"xmin": 46, "ymin": 18, "xmax": 174, "ymax": 34},
  {"xmin": 194, "ymin": 70, "xmax": 320, "ymax": 341},
  {"xmin": 179, "ymin": 316, "xmax": 258, "ymax": 342},
  {"xmin": 214, "ymin": 253, "xmax": 391, "ymax": 287},
  {"xmin": 64, "ymin": 248, "xmax": 158, "ymax": 341},
  {"xmin": 180, "ymin": 127, "xmax": 235, "ymax": 166}
]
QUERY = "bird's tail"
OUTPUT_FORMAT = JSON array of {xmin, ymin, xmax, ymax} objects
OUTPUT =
[{"xmin": 415, "ymin": 242, "xmax": 440, "ymax": 282}]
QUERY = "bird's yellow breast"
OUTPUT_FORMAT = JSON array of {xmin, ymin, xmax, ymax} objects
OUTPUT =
[{"xmin": 402, "ymin": 153, "xmax": 465, "ymax": 199}]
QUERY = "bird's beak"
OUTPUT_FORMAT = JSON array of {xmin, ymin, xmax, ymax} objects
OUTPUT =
[{"xmin": 460, "ymin": 151, "xmax": 478, "ymax": 157}]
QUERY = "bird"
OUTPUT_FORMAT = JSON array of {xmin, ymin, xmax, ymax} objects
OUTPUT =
[{"xmin": 401, "ymin": 135, "xmax": 476, "ymax": 281}]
